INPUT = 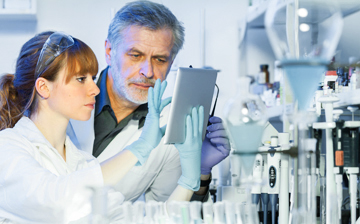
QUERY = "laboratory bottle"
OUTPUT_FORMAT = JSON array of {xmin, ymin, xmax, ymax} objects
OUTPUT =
[
  {"xmin": 258, "ymin": 64, "xmax": 270, "ymax": 85},
  {"xmin": 336, "ymin": 67, "xmax": 344, "ymax": 93}
]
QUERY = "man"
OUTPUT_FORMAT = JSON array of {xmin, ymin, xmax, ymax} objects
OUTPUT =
[{"xmin": 69, "ymin": 0, "xmax": 230, "ymax": 202}]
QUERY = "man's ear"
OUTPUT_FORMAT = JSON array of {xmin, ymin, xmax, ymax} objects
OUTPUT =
[
  {"xmin": 105, "ymin": 39, "xmax": 112, "ymax": 66},
  {"xmin": 35, "ymin": 77, "xmax": 51, "ymax": 99}
]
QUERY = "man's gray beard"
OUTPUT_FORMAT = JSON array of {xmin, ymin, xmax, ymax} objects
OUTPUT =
[{"xmin": 110, "ymin": 65, "xmax": 149, "ymax": 105}]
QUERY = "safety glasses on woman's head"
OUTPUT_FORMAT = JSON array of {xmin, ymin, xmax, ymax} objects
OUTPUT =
[{"xmin": 34, "ymin": 32, "xmax": 74, "ymax": 79}]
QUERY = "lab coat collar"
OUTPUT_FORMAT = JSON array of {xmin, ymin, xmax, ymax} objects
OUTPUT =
[
  {"xmin": 13, "ymin": 117, "xmax": 84, "ymax": 170},
  {"xmin": 14, "ymin": 116, "xmax": 54, "ymax": 147}
]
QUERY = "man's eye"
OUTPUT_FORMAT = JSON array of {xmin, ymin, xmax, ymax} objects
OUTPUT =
[
  {"xmin": 130, "ymin": 54, "xmax": 140, "ymax": 58},
  {"xmin": 157, "ymin": 58, "xmax": 166, "ymax": 63}
]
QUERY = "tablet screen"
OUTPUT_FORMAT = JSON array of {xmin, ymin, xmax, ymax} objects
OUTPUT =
[{"xmin": 163, "ymin": 67, "xmax": 218, "ymax": 144}]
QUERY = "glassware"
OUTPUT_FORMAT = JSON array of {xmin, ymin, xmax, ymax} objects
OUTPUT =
[
  {"xmin": 265, "ymin": 0, "xmax": 344, "ymax": 223},
  {"xmin": 223, "ymin": 76, "xmax": 266, "ymax": 223}
]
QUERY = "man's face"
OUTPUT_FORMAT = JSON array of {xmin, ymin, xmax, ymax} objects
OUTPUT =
[{"xmin": 106, "ymin": 25, "xmax": 174, "ymax": 105}]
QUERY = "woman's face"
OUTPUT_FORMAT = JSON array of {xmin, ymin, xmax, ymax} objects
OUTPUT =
[{"xmin": 46, "ymin": 67, "xmax": 100, "ymax": 121}]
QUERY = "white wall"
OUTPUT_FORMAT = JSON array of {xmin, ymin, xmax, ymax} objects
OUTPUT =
[
  {"xmin": 0, "ymin": 0, "xmax": 247, "ymax": 183},
  {"xmin": 0, "ymin": 0, "xmax": 247, "ymax": 119}
]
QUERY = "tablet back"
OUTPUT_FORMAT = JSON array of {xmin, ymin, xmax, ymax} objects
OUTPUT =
[{"xmin": 163, "ymin": 67, "xmax": 218, "ymax": 144}]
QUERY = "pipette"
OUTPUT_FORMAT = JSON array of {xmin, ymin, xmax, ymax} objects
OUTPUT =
[
  {"xmin": 268, "ymin": 136, "xmax": 281, "ymax": 224},
  {"xmin": 343, "ymin": 106, "xmax": 360, "ymax": 224},
  {"xmin": 259, "ymin": 142, "xmax": 270, "ymax": 224},
  {"xmin": 317, "ymin": 95, "xmax": 339, "ymax": 224},
  {"xmin": 278, "ymin": 133, "xmax": 290, "ymax": 224},
  {"xmin": 332, "ymin": 109, "xmax": 344, "ymax": 223},
  {"xmin": 251, "ymin": 153, "xmax": 263, "ymax": 210}
]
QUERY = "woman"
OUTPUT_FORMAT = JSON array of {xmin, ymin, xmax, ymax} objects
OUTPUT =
[{"xmin": 0, "ymin": 31, "xmax": 203, "ymax": 223}]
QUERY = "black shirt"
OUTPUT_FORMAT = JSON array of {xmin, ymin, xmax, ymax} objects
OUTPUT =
[{"xmin": 93, "ymin": 67, "xmax": 148, "ymax": 158}]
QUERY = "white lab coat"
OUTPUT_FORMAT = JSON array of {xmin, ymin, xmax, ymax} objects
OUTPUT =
[
  {"xmin": 68, "ymin": 107, "xmax": 182, "ymax": 202},
  {"xmin": 0, "ymin": 117, "xmax": 124, "ymax": 224}
]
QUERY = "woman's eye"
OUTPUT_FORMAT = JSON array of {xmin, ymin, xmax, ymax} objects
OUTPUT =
[{"xmin": 76, "ymin": 77, "xmax": 86, "ymax": 83}]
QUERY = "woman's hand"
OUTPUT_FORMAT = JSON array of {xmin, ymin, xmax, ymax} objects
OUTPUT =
[{"xmin": 127, "ymin": 79, "xmax": 171, "ymax": 165}]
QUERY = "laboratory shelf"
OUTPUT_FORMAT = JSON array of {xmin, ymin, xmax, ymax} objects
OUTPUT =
[
  {"xmin": 333, "ymin": 89, "xmax": 360, "ymax": 108},
  {"xmin": 0, "ymin": 0, "xmax": 36, "ymax": 21},
  {"xmin": 246, "ymin": 0, "xmax": 360, "ymax": 29}
]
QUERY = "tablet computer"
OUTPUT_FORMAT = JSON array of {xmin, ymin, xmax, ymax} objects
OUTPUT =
[{"xmin": 163, "ymin": 67, "xmax": 218, "ymax": 144}]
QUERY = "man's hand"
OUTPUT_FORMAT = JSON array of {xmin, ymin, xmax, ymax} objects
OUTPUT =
[{"xmin": 201, "ymin": 116, "xmax": 231, "ymax": 175}]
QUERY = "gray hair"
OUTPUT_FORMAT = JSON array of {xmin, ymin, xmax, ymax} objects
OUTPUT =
[{"xmin": 107, "ymin": 0, "xmax": 185, "ymax": 59}]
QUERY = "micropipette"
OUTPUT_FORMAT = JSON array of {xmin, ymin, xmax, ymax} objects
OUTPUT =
[
  {"xmin": 343, "ymin": 106, "xmax": 360, "ymax": 224},
  {"xmin": 268, "ymin": 136, "xmax": 281, "ymax": 224},
  {"xmin": 278, "ymin": 133, "xmax": 290, "ymax": 224},
  {"xmin": 332, "ymin": 109, "xmax": 344, "ymax": 223},
  {"xmin": 251, "ymin": 153, "xmax": 263, "ymax": 210},
  {"xmin": 317, "ymin": 95, "xmax": 339, "ymax": 224},
  {"xmin": 259, "ymin": 142, "xmax": 270, "ymax": 224}
]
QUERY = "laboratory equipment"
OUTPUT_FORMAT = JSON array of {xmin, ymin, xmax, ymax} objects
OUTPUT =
[
  {"xmin": 213, "ymin": 202, "xmax": 226, "ymax": 224},
  {"xmin": 343, "ymin": 106, "xmax": 360, "ymax": 224},
  {"xmin": 224, "ymin": 201, "xmax": 236, "ymax": 224},
  {"xmin": 268, "ymin": 136, "xmax": 281, "ymax": 224},
  {"xmin": 88, "ymin": 186, "xmax": 110, "ymax": 224},
  {"xmin": 332, "ymin": 109, "xmax": 345, "ymax": 223},
  {"xmin": 278, "ymin": 132, "xmax": 290, "ymax": 224},
  {"xmin": 251, "ymin": 153, "xmax": 263, "ymax": 210},
  {"xmin": 223, "ymin": 75, "xmax": 266, "ymax": 223},
  {"xmin": 189, "ymin": 201, "xmax": 202, "ymax": 224},
  {"xmin": 265, "ymin": 0, "xmax": 343, "ymax": 222},
  {"xmin": 203, "ymin": 202, "xmax": 214, "ymax": 224}
]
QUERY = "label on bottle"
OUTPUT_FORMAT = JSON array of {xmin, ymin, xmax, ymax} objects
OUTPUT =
[{"xmin": 258, "ymin": 72, "xmax": 266, "ymax": 84}]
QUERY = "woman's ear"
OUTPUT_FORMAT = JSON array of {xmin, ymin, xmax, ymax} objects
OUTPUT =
[{"xmin": 35, "ymin": 77, "xmax": 51, "ymax": 99}]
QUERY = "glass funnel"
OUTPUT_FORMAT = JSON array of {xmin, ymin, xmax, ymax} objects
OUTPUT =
[
  {"xmin": 265, "ymin": 0, "xmax": 343, "ymax": 223},
  {"xmin": 223, "ymin": 76, "xmax": 267, "ymax": 177},
  {"xmin": 223, "ymin": 76, "xmax": 266, "ymax": 224}
]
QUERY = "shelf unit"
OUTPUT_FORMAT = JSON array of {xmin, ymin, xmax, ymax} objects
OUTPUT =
[
  {"xmin": 240, "ymin": 0, "xmax": 360, "ymax": 133},
  {"xmin": 246, "ymin": 0, "xmax": 360, "ymax": 28},
  {"xmin": 0, "ymin": 0, "xmax": 37, "ymax": 21}
]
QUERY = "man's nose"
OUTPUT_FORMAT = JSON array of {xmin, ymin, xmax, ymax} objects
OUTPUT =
[{"xmin": 140, "ymin": 60, "xmax": 154, "ymax": 79}]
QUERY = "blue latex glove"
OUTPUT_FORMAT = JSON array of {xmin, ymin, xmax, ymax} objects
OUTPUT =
[
  {"xmin": 175, "ymin": 106, "xmax": 204, "ymax": 191},
  {"xmin": 127, "ymin": 79, "xmax": 171, "ymax": 165},
  {"xmin": 201, "ymin": 116, "xmax": 231, "ymax": 175}
]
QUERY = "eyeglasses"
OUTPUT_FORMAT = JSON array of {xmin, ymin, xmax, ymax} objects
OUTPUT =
[{"xmin": 34, "ymin": 32, "xmax": 74, "ymax": 79}]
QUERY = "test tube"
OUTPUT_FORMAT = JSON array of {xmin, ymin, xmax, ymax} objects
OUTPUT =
[
  {"xmin": 88, "ymin": 186, "xmax": 110, "ymax": 224},
  {"xmin": 189, "ymin": 201, "xmax": 202, "ymax": 224},
  {"xmin": 203, "ymin": 202, "xmax": 213, "ymax": 224},
  {"xmin": 123, "ymin": 201, "xmax": 133, "ymax": 223},
  {"xmin": 145, "ymin": 200, "xmax": 157, "ymax": 224},
  {"xmin": 224, "ymin": 201, "xmax": 236, "ymax": 224},
  {"xmin": 133, "ymin": 201, "xmax": 145, "ymax": 224},
  {"xmin": 213, "ymin": 201, "xmax": 225, "ymax": 224}
]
